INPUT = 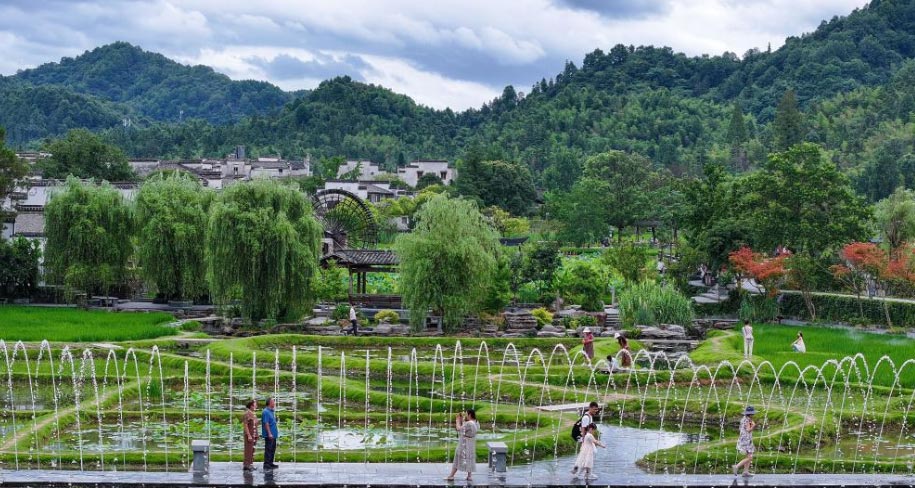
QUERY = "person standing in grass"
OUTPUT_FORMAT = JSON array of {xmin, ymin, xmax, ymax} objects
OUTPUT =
[
  {"xmin": 792, "ymin": 332, "xmax": 806, "ymax": 353},
  {"xmin": 261, "ymin": 397, "xmax": 279, "ymax": 470},
  {"xmin": 572, "ymin": 424, "xmax": 605, "ymax": 480},
  {"xmin": 614, "ymin": 332, "xmax": 632, "ymax": 368},
  {"xmin": 445, "ymin": 408, "xmax": 478, "ymax": 481},
  {"xmin": 582, "ymin": 328, "xmax": 595, "ymax": 361},
  {"xmin": 742, "ymin": 320, "xmax": 754, "ymax": 359},
  {"xmin": 733, "ymin": 406, "xmax": 757, "ymax": 477},
  {"xmin": 242, "ymin": 399, "xmax": 259, "ymax": 471}
]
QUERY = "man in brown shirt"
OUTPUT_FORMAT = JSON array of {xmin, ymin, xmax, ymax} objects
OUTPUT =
[{"xmin": 243, "ymin": 399, "xmax": 259, "ymax": 471}]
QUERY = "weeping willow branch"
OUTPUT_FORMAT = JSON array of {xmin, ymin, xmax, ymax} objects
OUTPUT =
[
  {"xmin": 44, "ymin": 177, "xmax": 133, "ymax": 297},
  {"xmin": 206, "ymin": 179, "xmax": 322, "ymax": 322},
  {"xmin": 394, "ymin": 194, "xmax": 499, "ymax": 332},
  {"xmin": 134, "ymin": 172, "xmax": 212, "ymax": 301}
]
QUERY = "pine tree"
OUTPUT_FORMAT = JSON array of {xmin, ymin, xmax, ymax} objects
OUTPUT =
[
  {"xmin": 727, "ymin": 103, "xmax": 749, "ymax": 170},
  {"xmin": 726, "ymin": 103, "xmax": 748, "ymax": 145},
  {"xmin": 773, "ymin": 89, "xmax": 804, "ymax": 150}
]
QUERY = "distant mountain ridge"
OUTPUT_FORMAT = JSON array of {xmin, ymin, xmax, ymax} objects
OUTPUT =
[
  {"xmin": 0, "ymin": 42, "xmax": 293, "ymax": 143},
  {"xmin": 2, "ymin": 0, "xmax": 915, "ymax": 192}
]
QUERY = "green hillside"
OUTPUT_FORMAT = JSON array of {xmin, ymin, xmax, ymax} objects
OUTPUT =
[
  {"xmin": 4, "ymin": 1, "xmax": 915, "ymax": 201},
  {"xmin": 0, "ymin": 42, "xmax": 293, "ymax": 142}
]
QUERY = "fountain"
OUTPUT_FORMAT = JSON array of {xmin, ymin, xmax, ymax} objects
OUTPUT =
[{"xmin": 1, "ymin": 337, "xmax": 915, "ymax": 485}]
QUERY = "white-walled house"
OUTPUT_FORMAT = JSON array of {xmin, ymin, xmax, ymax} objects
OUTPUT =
[
  {"xmin": 397, "ymin": 160, "xmax": 455, "ymax": 187},
  {"xmin": 322, "ymin": 180, "xmax": 397, "ymax": 203},
  {"xmin": 336, "ymin": 160, "xmax": 388, "ymax": 180}
]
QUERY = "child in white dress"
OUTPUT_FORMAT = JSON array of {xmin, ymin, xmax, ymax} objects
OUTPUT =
[{"xmin": 572, "ymin": 424, "xmax": 605, "ymax": 480}]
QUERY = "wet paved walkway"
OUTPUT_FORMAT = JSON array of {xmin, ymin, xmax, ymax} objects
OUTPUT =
[{"xmin": 2, "ymin": 462, "xmax": 915, "ymax": 487}]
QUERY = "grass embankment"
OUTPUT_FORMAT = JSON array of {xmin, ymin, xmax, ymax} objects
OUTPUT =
[{"xmin": 0, "ymin": 306, "xmax": 176, "ymax": 342}]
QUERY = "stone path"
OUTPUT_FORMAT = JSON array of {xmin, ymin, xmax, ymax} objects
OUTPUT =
[{"xmin": 2, "ymin": 462, "xmax": 913, "ymax": 487}]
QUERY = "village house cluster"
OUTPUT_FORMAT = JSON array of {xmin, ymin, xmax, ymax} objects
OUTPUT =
[{"xmin": 1, "ymin": 146, "xmax": 456, "ymax": 247}]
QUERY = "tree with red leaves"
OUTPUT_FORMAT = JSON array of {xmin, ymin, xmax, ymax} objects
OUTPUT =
[
  {"xmin": 729, "ymin": 246, "xmax": 789, "ymax": 297},
  {"xmin": 835, "ymin": 242, "xmax": 915, "ymax": 326}
]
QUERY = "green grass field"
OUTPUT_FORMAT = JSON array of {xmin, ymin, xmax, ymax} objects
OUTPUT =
[
  {"xmin": 691, "ymin": 323, "xmax": 915, "ymax": 386},
  {"xmin": 0, "ymin": 306, "xmax": 177, "ymax": 342}
]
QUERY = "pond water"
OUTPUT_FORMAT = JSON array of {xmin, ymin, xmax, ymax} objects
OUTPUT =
[
  {"xmin": 526, "ymin": 424, "xmax": 707, "ymax": 475},
  {"xmin": 47, "ymin": 420, "xmax": 519, "ymax": 454}
]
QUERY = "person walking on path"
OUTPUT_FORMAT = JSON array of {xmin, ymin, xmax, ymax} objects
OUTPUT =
[
  {"xmin": 792, "ymin": 331, "xmax": 806, "ymax": 353},
  {"xmin": 445, "ymin": 409, "xmax": 479, "ymax": 481},
  {"xmin": 582, "ymin": 328, "xmax": 595, "ymax": 361},
  {"xmin": 349, "ymin": 304, "xmax": 358, "ymax": 335},
  {"xmin": 733, "ymin": 406, "xmax": 757, "ymax": 477},
  {"xmin": 742, "ymin": 320, "xmax": 754, "ymax": 359},
  {"xmin": 242, "ymin": 399, "xmax": 259, "ymax": 471},
  {"xmin": 572, "ymin": 424, "xmax": 605, "ymax": 480},
  {"xmin": 261, "ymin": 398, "xmax": 279, "ymax": 470}
]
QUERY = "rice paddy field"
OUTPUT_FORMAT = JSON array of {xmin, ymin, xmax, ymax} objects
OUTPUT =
[
  {"xmin": 1, "ymin": 311, "xmax": 915, "ymax": 475},
  {"xmin": 0, "ymin": 306, "xmax": 177, "ymax": 342}
]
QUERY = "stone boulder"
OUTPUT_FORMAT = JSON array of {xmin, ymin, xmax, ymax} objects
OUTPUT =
[
  {"xmin": 662, "ymin": 324, "xmax": 687, "ymax": 336},
  {"xmin": 537, "ymin": 324, "xmax": 566, "ymax": 338},
  {"xmin": 636, "ymin": 326, "xmax": 687, "ymax": 340},
  {"xmin": 481, "ymin": 324, "xmax": 501, "ymax": 337},
  {"xmin": 503, "ymin": 311, "xmax": 538, "ymax": 333},
  {"xmin": 305, "ymin": 316, "xmax": 331, "ymax": 327}
]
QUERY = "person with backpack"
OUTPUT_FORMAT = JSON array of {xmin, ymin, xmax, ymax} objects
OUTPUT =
[{"xmin": 571, "ymin": 402, "xmax": 600, "ymax": 474}]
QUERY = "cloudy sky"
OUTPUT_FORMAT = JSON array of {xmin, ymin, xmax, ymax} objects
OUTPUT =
[{"xmin": 0, "ymin": 0, "xmax": 867, "ymax": 110}]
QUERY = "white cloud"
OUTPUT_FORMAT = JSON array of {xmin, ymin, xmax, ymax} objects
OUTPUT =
[
  {"xmin": 359, "ymin": 55, "xmax": 501, "ymax": 109},
  {"xmin": 0, "ymin": 0, "xmax": 870, "ymax": 109}
]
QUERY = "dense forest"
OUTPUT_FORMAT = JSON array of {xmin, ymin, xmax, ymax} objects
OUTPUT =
[
  {"xmin": 4, "ymin": 0, "xmax": 915, "ymax": 201},
  {"xmin": 0, "ymin": 42, "xmax": 293, "ymax": 141}
]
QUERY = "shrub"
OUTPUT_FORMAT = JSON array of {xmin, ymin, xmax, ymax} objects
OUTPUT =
[
  {"xmin": 374, "ymin": 309, "xmax": 400, "ymax": 323},
  {"xmin": 577, "ymin": 315, "xmax": 598, "ymax": 328},
  {"xmin": 738, "ymin": 295, "xmax": 777, "ymax": 323},
  {"xmin": 618, "ymin": 281, "xmax": 694, "ymax": 328},
  {"xmin": 530, "ymin": 307, "xmax": 553, "ymax": 327},
  {"xmin": 560, "ymin": 316, "xmax": 578, "ymax": 329},
  {"xmin": 517, "ymin": 281, "xmax": 552, "ymax": 305},
  {"xmin": 332, "ymin": 304, "xmax": 351, "ymax": 321},
  {"xmin": 553, "ymin": 258, "xmax": 608, "ymax": 312},
  {"xmin": 180, "ymin": 320, "xmax": 202, "ymax": 332},
  {"xmin": 779, "ymin": 293, "xmax": 915, "ymax": 326},
  {"xmin": 315, "ymin": 259, "xmax": 348, "ymax": 302}
]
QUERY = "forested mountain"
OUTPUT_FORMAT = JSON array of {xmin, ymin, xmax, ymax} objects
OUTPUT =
[
  {"xmin": 0, "ymin": 42, "xmax": 293, "ymax": 143},
  {"xmin": 5, "ymin": 0, "xmax": 915, "ymax": 199},
  {"xmin": 0, "ymin": 78, "xmax": 125, "ymax": 143}
]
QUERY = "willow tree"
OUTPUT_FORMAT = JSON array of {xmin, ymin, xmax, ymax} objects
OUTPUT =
[
  {"xmin": 44, "ymin": 177, "xmax": 133, "ymax": 296},
  {"xmin": 395, "ymin": 194, "xmax": 499, "ymax": 331},
  {"xmin": 135, "ymin": 172, "xmax": 212, "ymax": 300},
  {"xmin": 206, "ymin": 179, "xmax": 322, "ymax": 322}
]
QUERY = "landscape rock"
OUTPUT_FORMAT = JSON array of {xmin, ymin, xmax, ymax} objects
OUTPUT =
[
  {"xmin": 663, "ymin": 324, "xmax": 687, "ymax": 336},
  {"xmin": 503, "ymin": 311, "xmax": 538, "ymax": 331},
  {"xmin": 305, "ymin": 316, "xmax": 330, "ymax": 327},
  {"xmin": 537, "ymin": 324, "xmax": 566, "ymax": 337},
  {"xmin": 636, "ymin": 326, "xmax": 686, "ymax": 340}
]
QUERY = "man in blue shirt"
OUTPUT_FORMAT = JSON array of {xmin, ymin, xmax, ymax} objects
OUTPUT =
[{"xmin": 261, "ymin": 397, "xmax": 279, "ymax": 469}]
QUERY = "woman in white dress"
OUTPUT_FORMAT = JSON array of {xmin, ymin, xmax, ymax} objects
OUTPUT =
[
  {"xmin": 572, "ymin": 424, "xmax": 605, "ymax": 480},
  {"xmin": 792, "ymin": 332, "xmax": 806, "ymax": 353},
  {"xmin": 445, "ymin": 409, "xmax": 478, "ymax": 481},
  {"xmin": 742, "ymin": 320, "xmax": 754, "ymax": 359}
]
